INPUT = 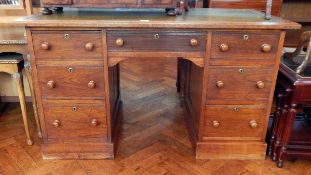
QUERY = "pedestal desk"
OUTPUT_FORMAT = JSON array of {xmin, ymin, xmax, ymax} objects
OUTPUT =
[{"xmin": 15, "ymin": 8, "xmax": 300, "ymax": 159}]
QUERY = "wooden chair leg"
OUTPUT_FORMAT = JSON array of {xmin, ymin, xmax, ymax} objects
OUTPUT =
[
  {"xmin": 13, "ymin": 72, "xmax": 33, "ymax": 145},
  {"xmin": 24, "ymin": 67, "xmax": 42, "ymax": 138}
]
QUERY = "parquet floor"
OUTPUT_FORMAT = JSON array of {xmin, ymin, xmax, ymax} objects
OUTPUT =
[{"xmin": 0, "ymin": 58, "xmax": 311, "ymax": 175}]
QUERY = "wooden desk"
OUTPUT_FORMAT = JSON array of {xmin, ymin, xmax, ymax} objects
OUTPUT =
[{"xmin": 15, "ymin": 8, "xmax": 300, "ymax": 159}]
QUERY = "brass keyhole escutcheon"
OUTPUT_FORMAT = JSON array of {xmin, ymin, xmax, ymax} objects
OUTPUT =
[
  {"xmin": 64, "ymin": 34, "xmax": 70, "ymax": 39},
  {"xmin": 233, "ymin": 107, "xmax": 240, "ymax": 112},
  {"xmin": 243, "ymin": 34, "xmax": 249, "ymax": 40},
  {"xmin": 72, "ymin": 106, "xmax": 77, "ymax": 112},
  {"xmin": 238, "ymin": 68, "xmax": 244, "ymax": 74},
  {"xmin": 68, "ymin": 67, "xmax": 74, "ymax": 73},
  {"xmin": 154, "ymin": 34, "xmax": 160, "ymax": 39}
]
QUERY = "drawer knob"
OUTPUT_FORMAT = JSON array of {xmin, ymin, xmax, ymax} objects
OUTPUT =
[
  {"xmin": 190, "ymin": 39, "xmax": 198, "ymax": 46},
  {"xmin": 116, "ymin": 38, "xmax": 124, "ymax": 47},
  {"xmin": 40, "ymin": 42, "xmax": 49, "ymax": 50},
  {"xmin": 212, "ymin": 120, "xmax": 220, "ymax": 128},
  {"xmin": 88, "ymin": 80, "xmax": 96, "ymax": 88},
  {"xmin": 261, "ymin": 44, "xmax": 271, "ymax": 53},
  {"xmin": 219, "ymin": 43, "xmax": 229, "ymax": 52},
  {"xmin": 52, "ymin": 120, "xmax": 60, "ymax": 127},
  {"xmin": 249, "ymin": 120, "xmax": 258, "ymax": 128},
  {"xmin": 216, "ymin": 81, "xmax": 224, "ymax": 88},
  {"xmin": 85, "ymin": 42, "xmax": 94, "ymax": 51},
  {"xmin": 47, "ymin": 80, "xmax": 55, "ymax": 89},
  {"xmin": 256, "ymin": 81, "xmax": 265, "ymax": 89},
  {"xmin": 91, "ymin": 119, "xmax": 98, "ymax": 126}
]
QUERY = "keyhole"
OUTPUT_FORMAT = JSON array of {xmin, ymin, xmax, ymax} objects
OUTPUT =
[
  {"xmin": 238, "ymin": 68, "xmax": 244, "ymax": 74},
  {"xmin": 68, "ymin": 67, "xmax": 74, "ymax": 73},
  {"xmin": 64, "ymin": 34, "xmax": 70, "ymax": 39},
  {"xmin": 243, "ymin": 34, "xmax": 249, "ymax": 40},
  {"xmin": 154, "ymin": 34, "xmax": 160, "ymax": 39},
  {"xmin": 233, "ymin": 107, "xmax": 240, "ymax": 112},
  {"xmin": 72, "ymin": 107, "xmax": 77, "ymax": 112}
]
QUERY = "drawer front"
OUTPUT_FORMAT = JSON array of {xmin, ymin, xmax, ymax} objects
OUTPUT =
[
  {"xmin": 206, "ymin": 67, "xmax": 273, "ymax": 104},
  {"xmin": 203, "ymin": 105, "xmax": 266, "ymax": 139},
  {"xmin": 32, "ymin": 31, "xmax": 102, "ymax": 60},
  {"xmin": 43, "ymin": 101, "xmax": 107, "ymax": 140},
  {"xmin": 37, "ymin": 65, "xmax": 105, "ymax": 98},
  {"xmin": 107, "ymin": 31, "xmax": 206, "ymax": 52},
  {"xmin": 210, "ymin": 31, "xmax": 279, "ymax": 65}
]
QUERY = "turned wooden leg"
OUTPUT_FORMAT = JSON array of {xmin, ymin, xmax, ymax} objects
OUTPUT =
[
  {"xmin": 24, "ymin": 65, "xmax": 42, "ymax": 138},
  {"xmin": 13, "ymin": 72, "xmax": 33, "ymax": 146},
  {"xmin": 277, "ymin": 104, "xmax": 297, "ymax": 168},
  {"xmin": 269, "ymin": 93, "xmax": 284, "ymax": 157}
]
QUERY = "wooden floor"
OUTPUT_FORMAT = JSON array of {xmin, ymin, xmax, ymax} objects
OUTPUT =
[{"xmin": 0, "ymin": 58, "xmax": 311, "ymax": 175}]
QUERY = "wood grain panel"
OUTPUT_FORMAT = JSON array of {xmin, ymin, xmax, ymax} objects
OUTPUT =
[
  {"xmin": 32, "ymin": 31, "xmax": 102, "ymax": 60},
  {"xmin": 37, "ymin": 65, "xmax": 105, "ymax": 99},
  {"xmin": 206, "ymin": 67, "xmax": 273, "ymax": 104}
]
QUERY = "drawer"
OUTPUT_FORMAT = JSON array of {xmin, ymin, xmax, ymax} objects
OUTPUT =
[
  {"xmin": 107, "ymin": 31, "xmax": 206, "ymax": 52},
  {"xmin": 210, "ymin": 31, "xmax": 280, "ymax": 65},
  {"xmin": 206, "ymin": 67, "xmax": 273, "ymax": 104},
  {"xmin": 37, "ymin": 65, "xmax": 105, "ymax": 98},
  {"xmin": 32, "ymin": 31, "xmax": 102, "ymax": 60},
  {"xmin": 43, "ymin": 100, "xmax": 107, "ymax": 140},
  {"xmin": 203, "ymin": 105, "xmax": 266, "ymax": 139}
]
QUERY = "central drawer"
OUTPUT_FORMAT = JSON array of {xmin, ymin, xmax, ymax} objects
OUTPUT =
[
  {"xmin": 107, "ymin": 31, "xmax": 206, "ymax": 52},
  {"xmin": 37, "ymin": 65, "xmax": 105, "ymax": 99}
]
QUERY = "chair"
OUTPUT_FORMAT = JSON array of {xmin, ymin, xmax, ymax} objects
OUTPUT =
[{"xmin": 268, "ymin": 31, "xmax": 311, "ymax": 168}]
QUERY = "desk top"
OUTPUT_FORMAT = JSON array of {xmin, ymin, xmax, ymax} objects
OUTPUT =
[{"xmin": 14, "ymin": 8, "xmax": 300, "ymax": 30}]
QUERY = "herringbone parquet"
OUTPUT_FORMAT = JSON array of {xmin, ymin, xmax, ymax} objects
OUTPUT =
[{"xmin": 0, "ymin": 58, "xmax": 311, "ymax": 175}]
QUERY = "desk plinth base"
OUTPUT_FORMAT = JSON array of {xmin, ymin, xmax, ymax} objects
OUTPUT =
[{"xmin": 195, "ymin": 142, "xmax": 266, "ymax": 160}]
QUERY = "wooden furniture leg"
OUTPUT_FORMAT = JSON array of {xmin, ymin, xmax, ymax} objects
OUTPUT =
[
  {"xmin": 13, "ymin": 72, "xmax": 34, "ymax": 145},
  {"xmin": 269, "ymin": 93, "xmax": 284, "ymax": 156},
  {"xmin": 277, "ymin": 104, "xmax": 297, "ymax": 168},
  {"xmin": 24, "ymin": 64, "xmax": 42, "ymax": 138}
]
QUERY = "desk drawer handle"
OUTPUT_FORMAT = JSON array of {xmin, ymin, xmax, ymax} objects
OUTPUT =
[
  {"xmin": 219, "ymin": 43, "xmax": 229, "ymax": 52},
  {"xmin": 85, "ymin": 42, "xmax": 94, "ymax": 51},
  {"xmin": 249, "ymin": 120, "xmax": 258, "ymax": 128},
  {"xmin": 53, "ymin": 120, "xmax": 60, "ymax": 127},
  {"xmin": 88, "ymin": 80, "xmax": 96, "ymax": 88},
  {"xmin": 41, "ymin": 42, "xmax": 50, "ymax": 50},
  {"xmin": 91, "ymin": 119, "xmax": 98, "ymax": 126},
  {"xmin": 212, "ymin": 120, "xmax": 220, "ymax": 128},
  {"xmin": 216, "ymin": 81, "xmax": 224, "ymax": 88},
  {"xmin": 116, "ymin": 38, "xmax": 124, "ymax": 47},
  {"xmin": 233, "ymin": 107, "xmax": 239, "ymax": 112},
  {"xmin": 190, "ymin": 39, "xmax": 198, "ymax": 46},
  {"xmin": 256, "ymin": 81, "xmax": 265, "ymax": 89},
  {"xmin": 261, "ymin": 44, "xmax": 271, "ymax": 53},
  {"xmin": 47, "ymin": 80, "xmax": 55, "ymax": 89}
]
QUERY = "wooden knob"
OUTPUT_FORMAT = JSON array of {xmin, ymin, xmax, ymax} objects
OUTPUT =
[
  {"xmin": 212, "ymin": 120, "xmax": 220, "ymax": 128},
  {"xmin": 216, "ymin": 81, "xmax": 224, "ymax": 88},
  {"xmin": 85, "ymin": 42, "xmax": 94, "ymax": 51},
  {"xmin": 91, "ymin": 119, "xmax": 98, "ymax": 126},
  {"xmin": 53, "ymin": 120, "xmax": 60, "ymax": 127},
  {"xmin": 88, "ymin": 80, "xmax": 96, "ymax": 88},
  {"xmin": 47, "ymin": 80, "xmax": 55, "ymax": 89},
  {"xmin": 116, "ymin": 38, "xmax": 124, "ymax": 47},
  {"xmin": 41, "ymin": 42, "xmax": 49, "ymax": 50},
  {"xmin": 219, "ymin": 43, "xmax": 229, "ymax": 52},
  {"xmin": 256, "ymin": 81, "xmax": 265, "ymax": 89},
  {"xmin": 249, "ymin": 120, "xmax": 258, "ymax": 128},
  {"xmin": 261, "ymin": 44, "xmax": 271, "ymax": 53},
  {"xmin": 190, "ymin": 39, "xmax": 198, "ymax": 46}
]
